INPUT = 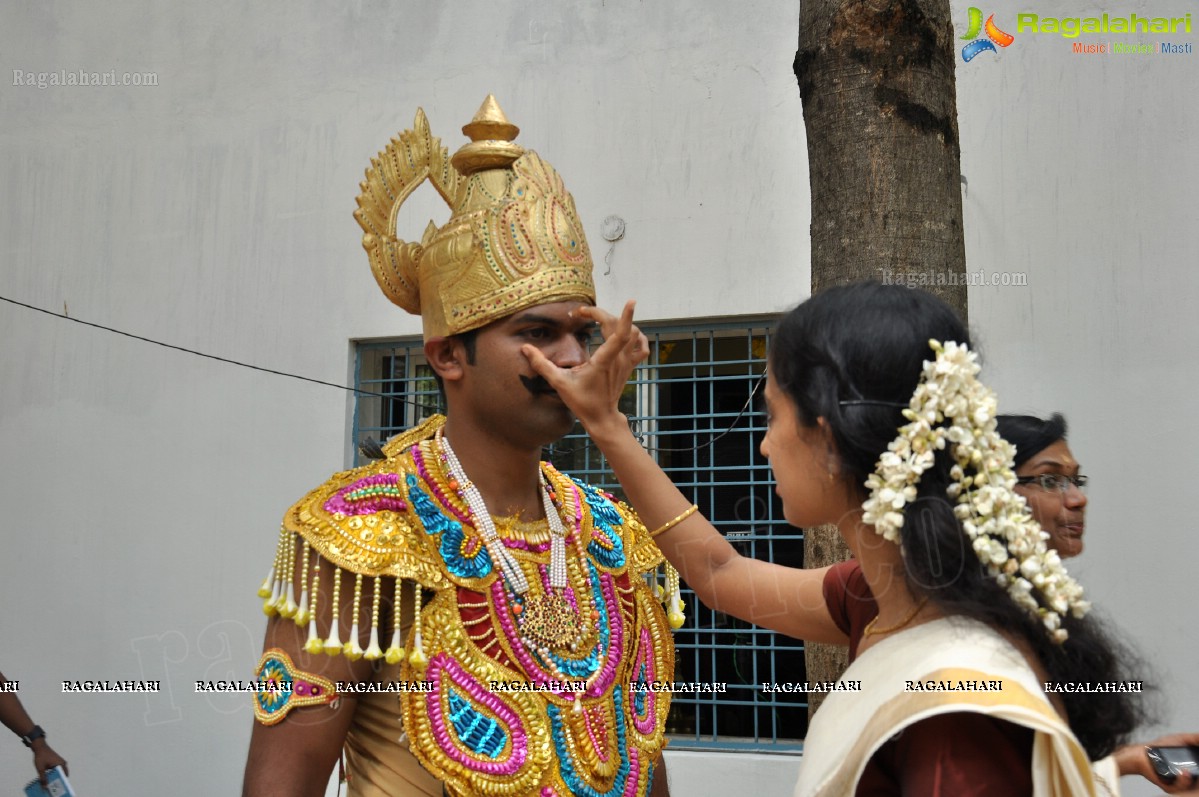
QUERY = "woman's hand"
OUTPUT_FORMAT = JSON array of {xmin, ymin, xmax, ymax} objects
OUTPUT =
[{"xmin": 522, "ymin": 300, "xmax": 649, "ymax": 440}]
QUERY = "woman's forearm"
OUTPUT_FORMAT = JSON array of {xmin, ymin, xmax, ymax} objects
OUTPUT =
[
  {"xmin": 586, "ymin": 411, "xmax": 741, "ymax": 603},
  {"xmin": 522, "ymin": 304, "xmax": 844, "ymax": 640}
]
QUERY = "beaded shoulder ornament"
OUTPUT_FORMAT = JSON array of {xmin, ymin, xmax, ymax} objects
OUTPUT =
[
  {"xmin": 860, "ymin": 340, "xmax": 1090, "ymax": 642},
  {"xmin": 256, "ymin": 414, "xmax": 679, "ymax": 796}
]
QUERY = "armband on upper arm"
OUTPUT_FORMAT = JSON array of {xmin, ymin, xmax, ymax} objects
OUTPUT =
[{"xmin": 253, "ymin": 648, "xmax": 339, "ymax": 726}]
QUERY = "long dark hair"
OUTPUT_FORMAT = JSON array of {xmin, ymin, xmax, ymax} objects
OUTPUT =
[{"xmin": 770, "ymin": 282, "xmax": 1143, "ymax": 759}]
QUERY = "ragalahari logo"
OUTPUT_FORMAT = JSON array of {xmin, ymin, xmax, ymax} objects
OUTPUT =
[{"xmin": 961, "ymin": 7, "xmax": 1015, "ymax": 61}]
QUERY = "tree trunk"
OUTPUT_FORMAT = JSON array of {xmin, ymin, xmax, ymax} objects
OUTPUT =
[{"xmin": 794, "ymin": 0, "xmax": 968, "ymax": 719}]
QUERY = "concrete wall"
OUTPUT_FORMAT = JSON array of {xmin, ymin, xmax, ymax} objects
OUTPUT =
[
  {"xmin": 0, "ymin": 0, "xmax": 1193, "ymax": 794},
  {"xmin": 961, "ymin": 4, "xmax": 1198, "ymax": 793}
]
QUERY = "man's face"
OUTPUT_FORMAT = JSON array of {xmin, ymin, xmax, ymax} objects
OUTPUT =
[{"xmin": 454, "ymin": 300, "xmax": 597, "ymax": 449}]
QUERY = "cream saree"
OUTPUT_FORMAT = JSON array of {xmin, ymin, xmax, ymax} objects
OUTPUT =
[{"xmin": 794, "ymin": 617, "xmax": 1118, "ymax": 796}]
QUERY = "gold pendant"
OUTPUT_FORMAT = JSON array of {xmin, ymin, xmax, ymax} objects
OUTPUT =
[{"xmin": 520, "ymin": 591, "xmax": 580, "ymax": 649}]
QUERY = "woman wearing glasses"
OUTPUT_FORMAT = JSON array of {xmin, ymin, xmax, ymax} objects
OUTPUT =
[
  {"xmin": 523, "ymin": 283, "xmax": 1178, "ymax": 796},
  {"xmin": 999, "ymin": 415, "xmax": 1088, "ymax": 559},
  {"xmin": 999, "ymin": 414, "xmax": 1197, "ymax": 790}
]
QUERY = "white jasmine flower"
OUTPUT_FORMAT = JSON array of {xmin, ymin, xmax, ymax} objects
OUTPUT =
[{"xmin": 861, "ymin": 339, "xmax": 1089, "ymax": 643}]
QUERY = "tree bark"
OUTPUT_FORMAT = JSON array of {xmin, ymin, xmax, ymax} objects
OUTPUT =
[{"xmin": 794, "ymin": 0, "xmax": 968, "ymax": 719}]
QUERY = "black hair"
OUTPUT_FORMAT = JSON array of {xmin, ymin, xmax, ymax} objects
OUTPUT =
[
  {"xmin": 996, "ymin": 413, "xmax": 1068, "ymax": 469},
  {"xmin": 770, "ymin": 281, "xmax": 1145, "ymax": 759},
  {"xmin": 457, "ymin": 328, "xmax": 480, "ymax": 365},
  {"xmin": 431, "ymin": 328, "xmax": 480, "ymax": 397}
]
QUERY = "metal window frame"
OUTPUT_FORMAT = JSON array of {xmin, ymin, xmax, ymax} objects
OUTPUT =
[{"xmin": 352, "ymin": 316, "xmax": 807, "ymax": 751}]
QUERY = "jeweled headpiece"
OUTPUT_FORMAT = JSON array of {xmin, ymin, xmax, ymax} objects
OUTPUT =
[{"xmin": 354, "ymin": 95, "xmax": 596, "ymax": 339}]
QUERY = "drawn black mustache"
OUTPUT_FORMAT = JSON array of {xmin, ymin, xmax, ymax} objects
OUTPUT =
[{"xmin": 520, "ymin": 374, "xmax": 555, "ymax": 395}]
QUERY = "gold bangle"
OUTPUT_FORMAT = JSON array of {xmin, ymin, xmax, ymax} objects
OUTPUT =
[{"xmin": 650, "ymin": 505, "xmax": 699, "ymax": 538}]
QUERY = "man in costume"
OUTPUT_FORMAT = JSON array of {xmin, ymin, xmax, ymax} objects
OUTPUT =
[{"xmin": 242, "ymin": 96, "xmax": 678, "ymax": 797}]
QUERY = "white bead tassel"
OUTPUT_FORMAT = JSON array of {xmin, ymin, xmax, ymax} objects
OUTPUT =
[
  {"xmin": 294, "ymin": 541, "xmax": 311, "ymax": 626},
  {"xmin": 364, "ymin": 576, "xmax": 383, "ymax": 661},
  {"xmin": 257, "ymin": 566, "xmax": 275, "ymax": 599},
  {"xmin": 261, "ymin": 526, "xmax": 287, "ymax": 614},
  {"xmin": 343, "ymin": 573, "xmax": 365, "ymax": 660},
  {"xmin": 666, "ymin": 564, "xmax": 685, "ymax": 629},
  {"xmin": 385, "ymin": 578, "xmax": 406, "ymax": 665},
  {"xmin": 409, "ymin": 584, "xmax": 428, "ymax": 669},
  {"xmin": 281, "ymin": 533, "xmax": 299, "ymax": 618},
  {"xmin": 304, "ymin": 562, "xmax": 323, "ymax": 654},
  {"xmin": 323, "ymin": 568, "xmax": 344, "ymax": 655}
]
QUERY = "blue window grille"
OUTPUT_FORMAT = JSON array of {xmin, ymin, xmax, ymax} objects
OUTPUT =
[{"xmin": 353, "ymin": 318, "xmax": 808, "ymax": 750}]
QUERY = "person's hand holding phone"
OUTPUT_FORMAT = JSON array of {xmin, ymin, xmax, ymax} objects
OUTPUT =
[{"xmin": 1115, "ymin": 733, "xmax": 1199, "ymax": 793}]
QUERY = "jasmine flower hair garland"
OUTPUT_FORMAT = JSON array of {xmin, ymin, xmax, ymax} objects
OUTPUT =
[{"xmin": 860, "ymin": 340, "xmax": 1090, "ymax": 642}]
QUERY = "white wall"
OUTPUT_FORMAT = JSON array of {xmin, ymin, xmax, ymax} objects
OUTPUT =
[
  {"xmin": 0, "ymin": 0, "xmax": 1193, "ymax": 794},
  {"xmin": 960, "ymin": 2, "xmax": 1198, "ymax": 793},
  {"xmin": 0, "ymin": 2, "xmax": 806, "ymax": 794}
]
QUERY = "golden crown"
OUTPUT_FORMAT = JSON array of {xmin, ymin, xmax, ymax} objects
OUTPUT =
[{"xmin": 354, "ymin": 96, "xmax": 596, "ymax": 339}]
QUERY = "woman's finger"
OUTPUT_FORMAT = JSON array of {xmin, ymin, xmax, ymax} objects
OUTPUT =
[
  {"xmin": 585, "ymin": 307, "xmax": 639, "ymax": 370},
  {"xmin": 631, "ymin": 330, "xmax": 649, "ymax": 362},
  {"xmin": 521, "ymin": 344, "xmax": 564, "ymax": 387},
  {"xmin": 602, "ymin": 301, "xmax": 637, "ymax": 356},
  {"xmin": 582, "ymin": 301, "xmax": 636, "ymax": 343},
  {"xmin": 576, "ymin": 305, "xmax": 617, "ymax": 335}
]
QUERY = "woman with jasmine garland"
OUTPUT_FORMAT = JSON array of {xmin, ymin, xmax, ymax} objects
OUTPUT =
[
  {"xmin": 523, "ymin": 283, "xmax": 1145, "ymax": 796},
  {"xmin": 827, "ymin": 410, "xmax": 1197, "ymax": 792}
]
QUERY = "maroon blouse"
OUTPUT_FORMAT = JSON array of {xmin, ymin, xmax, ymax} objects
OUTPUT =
[{"xmin": 820, "ymin": 560, "xmax": 1035, "ymax": 796}]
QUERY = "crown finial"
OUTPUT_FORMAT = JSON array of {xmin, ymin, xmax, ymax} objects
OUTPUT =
[
  {"xmin": 451, "ymin": 94, "xmax": 525, "ymax": 174},
  {"xmin": 462, "ymin": 94, "xmax": 520, "ymax": 142}
]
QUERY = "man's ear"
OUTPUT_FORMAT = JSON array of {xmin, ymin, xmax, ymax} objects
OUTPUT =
[{"xmin": 425, "ymin": 337, "xmax": 466, "ymax": 383}]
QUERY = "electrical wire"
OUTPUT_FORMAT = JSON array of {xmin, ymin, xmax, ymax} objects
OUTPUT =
[
  {"xmin": 0, "ymin": 294, "xmax": 396, "ymax": 399},
  {"xmin": 2, "ymin": 293, "xmax": 766, "ymax": 455}
]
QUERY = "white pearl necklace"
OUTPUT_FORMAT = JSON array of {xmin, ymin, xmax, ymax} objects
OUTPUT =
[
  {"xmin": 437, "ymin": 432, "xmax": 567, "ymax": 593},
  {"xmin": 436, "ymin": 432, "xmax": 605, "ymax": 713}
]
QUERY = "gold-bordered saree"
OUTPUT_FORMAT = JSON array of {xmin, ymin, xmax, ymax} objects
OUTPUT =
[{"xmin": 794, "ymin": 617, "xmax": 1119, "ymax": 796}]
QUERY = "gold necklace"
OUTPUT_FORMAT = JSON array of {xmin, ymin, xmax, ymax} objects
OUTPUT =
[
  {"xmin": 862, "ymin": 597, "xmax": 930, "ymax": 637},
  {"xmin": 433, "ymin": 433, "xmax": 603, "ymax": 697},
  {"xmin": 495, "ymin": 515, "xmax": 553, "ymax": 545}
]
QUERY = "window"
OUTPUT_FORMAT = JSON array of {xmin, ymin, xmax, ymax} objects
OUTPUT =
[{"xmin": 353, "ymin": 317, "xmax": 808, "ymax": 750}]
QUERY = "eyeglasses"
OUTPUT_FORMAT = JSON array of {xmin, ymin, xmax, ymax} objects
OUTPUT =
[{"xmin": 1015, "ymin": 474, "xmax": 1088, "ymax": 494}]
